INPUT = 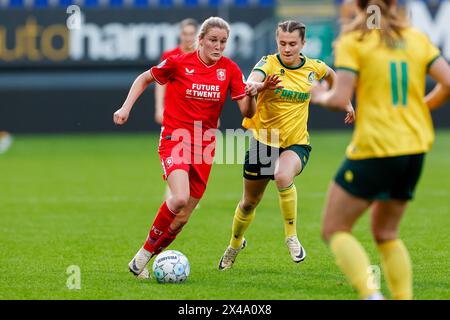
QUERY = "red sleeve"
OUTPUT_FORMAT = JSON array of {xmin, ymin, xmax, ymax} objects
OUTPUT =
[
  {"xmin": 150, "ymin": 55, "xmax": 178, "ymax": 85},
  {"xmin": 229, "ymin": 61, "xmax": 247, "ymax": 101}
]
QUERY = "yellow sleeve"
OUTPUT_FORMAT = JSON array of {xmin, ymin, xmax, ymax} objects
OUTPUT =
[
  {"xmin": 314, "ymin": 59, "xmax": 329, "ymax": 80},
  {"xmin": 252, "ymin": 56, "xmax": 271, "ymax": 79},
  {"xmin": 424, "ymin": 35, "xmax": 441, "ymax": 71},
  {"xmin": 334, "ymin": 33, "xmax": 360, "ymax": 74}
]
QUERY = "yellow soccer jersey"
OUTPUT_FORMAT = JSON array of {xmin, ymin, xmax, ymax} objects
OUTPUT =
[
  {"xmin": 335, "ymin": 28, "xmax": 441, "ymax": 159},
  {"xmin": 242, "ymin": 53, "xmax": 328, "ymax": 148}
]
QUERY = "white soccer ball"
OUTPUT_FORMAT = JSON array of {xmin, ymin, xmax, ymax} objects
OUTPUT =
[{"xmin": 152, "ymin": 250, "xmax": 190, "ymax": 283}]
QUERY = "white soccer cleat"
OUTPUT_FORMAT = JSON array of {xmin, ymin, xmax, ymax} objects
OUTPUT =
[
  {"xmin": 128, "ymin": 247, "xmax": 152, "ymax": 277},
  {"xmin": 285, "ymin": 235, "xmax": 306, "ymax": 263},
  {"xmin": 364, "ymin": 292, "xmax": 385, "ymax": 300},
  {"xmin": 136, "ymin": 267, "xmax": 151, "ymax": 280},
  {"xmin": 218, "ymin": 239, "xmax": 247, "ymax": 270}
]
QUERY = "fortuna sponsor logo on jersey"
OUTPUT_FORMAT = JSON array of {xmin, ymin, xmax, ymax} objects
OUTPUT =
[
  {"xmin": 185, "ymin": 83, "xmax": 221, "ymax": 101},
  {"xmin": 274, "ymin": 88, "xmax": 310, "ymax": 103}
]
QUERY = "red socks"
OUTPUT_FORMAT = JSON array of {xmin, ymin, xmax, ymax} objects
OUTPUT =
[
  {"xmin": 143, "ymin": 201, "xmax": 179, "ymax": 254},
  {"xmin": 152, "ymin": 227, "xmax": 182, "ymax": 255}
]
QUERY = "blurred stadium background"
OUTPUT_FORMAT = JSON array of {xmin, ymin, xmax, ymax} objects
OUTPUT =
[{"xmin": 0, "ymin": 0, "xmax": 449, "ymax": 133}]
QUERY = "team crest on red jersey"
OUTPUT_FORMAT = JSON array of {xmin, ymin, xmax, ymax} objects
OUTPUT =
[
  {"xmin": 165, "ymin": 157, "xmax": 174, "ymax": 168},
  {"xmin": 216, "ymin": 69, "xmax": 226, "ymax": 81}
]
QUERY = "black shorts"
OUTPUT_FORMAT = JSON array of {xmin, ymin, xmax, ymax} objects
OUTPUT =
[
  {"xmin": 243, "ymin": 138, "xmax": 312, "ymax": 180},
  {"xmin": 334, "ymin": 153, "xmax": 425, "ymax": 201}
]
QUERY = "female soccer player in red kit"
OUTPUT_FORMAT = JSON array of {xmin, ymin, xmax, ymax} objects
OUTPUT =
[{"xmin": 113, "ymin": 17, "xmax": 278, "ymax": 279}]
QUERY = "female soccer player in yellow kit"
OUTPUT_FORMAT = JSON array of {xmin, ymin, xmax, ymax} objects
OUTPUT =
[
  {"xmin": 218, "ymin": 20, "xmax": 354, "ymax": 269},
  {"xmin": 312, "ymin": 0, "xmax": 450, "ymax": 299}
]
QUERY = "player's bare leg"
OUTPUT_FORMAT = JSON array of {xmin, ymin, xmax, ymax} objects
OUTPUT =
[
  {"xmin": 129, "ymin": 170, "xmax": 190, "ymax": 278},
  {"xmin": 164, "ymin": 181, "xmax": 200, "ymax": 209},
  {"xmin": 169, "ymin": 196, "xmax": 200, "ymax": 231},
  {"xmin": 322, "ymin": 182, "xmax": 383, "ymax": 299}
]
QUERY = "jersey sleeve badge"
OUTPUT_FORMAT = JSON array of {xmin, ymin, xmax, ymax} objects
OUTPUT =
[{"xmin": 254, "ymin": 56, "xmax": 268, "ymax": 69}]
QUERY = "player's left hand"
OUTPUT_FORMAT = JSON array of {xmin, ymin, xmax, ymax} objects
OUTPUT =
[{"xmin": 344, "ymin": 105, "xmax": 355, "ymax": 124}]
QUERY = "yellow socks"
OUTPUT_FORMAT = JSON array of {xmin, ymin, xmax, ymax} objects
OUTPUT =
[
  {"xmin": 377, "ymin": 239, "xmax": 412, "ymax": 300},
  {"xmin": 278, "ymin": 183, "xmax": 297, "ymax": 238},
  {"xmin": 229, "ymin": 204, "xmax": 255, "ymax": 249},
  {"xmin": 229, "ymin": 182, "xmax": 297, "ymax": 250},
  {"xmin": 330, "ymin": 232, "xmax": 379, "ymax": 299}
]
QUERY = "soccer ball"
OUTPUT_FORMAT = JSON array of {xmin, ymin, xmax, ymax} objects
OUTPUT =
[{"xmin": 152, "ymin": 250, "xmax": 190, "ymax": 283}]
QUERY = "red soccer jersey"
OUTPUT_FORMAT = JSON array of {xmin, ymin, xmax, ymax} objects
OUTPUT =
[
  {"xmin": 159, "ymin": 46, "xmax": 184, "ymax": 103},
  {"xmin": 150, "ymin": 51, "xmax": 247, "ymax": 138},
  {"xmin": 160, "ymin": 46, "xmax": 183, "ymax": 62}
]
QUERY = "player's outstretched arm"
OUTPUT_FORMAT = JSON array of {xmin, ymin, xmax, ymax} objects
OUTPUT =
[
  {"xmin": 245, "ymin": 72, "xmax": 283, "ymax": 96},
  {"xmin": 234, "ymin": 70, "xmax": 267, "ymax": 119},
  {"xmin": 113, "ymin": 70, "xmax": 155, "ymax": 125},
  {"xmin": 154, "ymin": 83, "xmax": 166, "ymax": 124},
  {"xmin": 425, "ymin": 57, "xmax": 450, "ymax": 111},
  {"xmin": 310, "ymin": 69, "xmax": 355, "ymax": 124}
]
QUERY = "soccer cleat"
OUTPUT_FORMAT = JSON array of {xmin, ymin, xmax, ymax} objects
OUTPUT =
[
  {"xmin": 285, "ymin": 235, "xmax": 306, "ymax": 263},
  {"xmin": 128, "ymin": 247, "xmax": 152, "ymax": 277},
  {"xmin": 364, "ymin": 292, "xmax": 385, "ymax": 300},
  {"xmin": 218, "ymin": 239, "xmax": 247, "ymax": 270},
  {"xmin": 136, "ymin": 267, "xmax": 151, "ymax": 280}
]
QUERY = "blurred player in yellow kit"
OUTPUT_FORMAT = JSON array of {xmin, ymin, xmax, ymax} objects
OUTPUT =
[{"xmin": 312, "ymin": 0, "xmax": 450, "ymax": 299}]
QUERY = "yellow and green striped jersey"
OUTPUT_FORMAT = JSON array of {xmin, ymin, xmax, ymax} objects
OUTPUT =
[
  {"xmin": 335, "ymin": 28, "xmax": 441, "ymax": 159},
  {"xmin": 242, "ymin": 53, "xmax": 328, "ymax": 148}
]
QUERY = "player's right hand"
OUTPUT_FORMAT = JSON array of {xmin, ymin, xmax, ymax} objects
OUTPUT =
[{"xmin": 113, "ymin": 108, "xmax": 129, "ymax": 125}]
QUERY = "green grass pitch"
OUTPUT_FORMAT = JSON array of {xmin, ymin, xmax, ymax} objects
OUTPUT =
[{"xmin": 1, "ymin": 130, "xmax": 449, "ymax": 300}]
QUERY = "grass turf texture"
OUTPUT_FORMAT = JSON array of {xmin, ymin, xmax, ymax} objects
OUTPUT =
[{"xmin": 1, "ymin": 131, "xmax": 449, "ymax": 300}]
